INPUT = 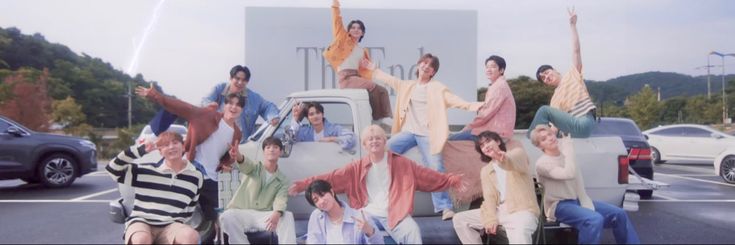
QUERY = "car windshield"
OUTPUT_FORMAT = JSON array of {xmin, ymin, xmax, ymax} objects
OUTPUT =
[{"xmin": 591, "ymin": 120, "xmax": 642, "ymax": 137}]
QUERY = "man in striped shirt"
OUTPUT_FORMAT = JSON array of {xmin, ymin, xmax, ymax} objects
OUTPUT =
[
  {"xmin": 107, "ymin": 131, "xmax": 204, "ymax": 244},
  {"xmin": 528, "ymin": 8, "xmax": 597, "ymax": 138}
]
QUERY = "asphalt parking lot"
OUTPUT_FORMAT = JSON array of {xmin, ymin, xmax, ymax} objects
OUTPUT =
[{"xmin": 1, "ymin": 162, "xmax": 734, "ymax": 244}]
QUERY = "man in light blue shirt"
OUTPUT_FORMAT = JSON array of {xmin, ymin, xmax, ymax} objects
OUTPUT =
[
  {"xmin": 202, "ymin": 65, "xmax": 280, "ymax": 142},
  {"xmin": 305, "ymin": 180, "xmax": 383, "ymax": 244}
]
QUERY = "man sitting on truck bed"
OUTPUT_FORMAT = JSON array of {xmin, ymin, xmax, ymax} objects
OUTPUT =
[{"xmin": 531, "ymin": 125, "xmax": 640, "ymax": 244}]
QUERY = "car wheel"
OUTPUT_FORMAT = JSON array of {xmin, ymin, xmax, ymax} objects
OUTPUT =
[
  {"xmin": 720, "ymin": 156, "xmax": 735, "ymax": 184},
  {"xmin": 638, "ymin": 190, "xmax": 653, "ymax": 199},
  {"xmin": 651, "ymin": 147, "xmax": 664, "ymax": 164},
  {"xmin": 37, "ymin": 153, "xmax": 78, "ymax": 188}
]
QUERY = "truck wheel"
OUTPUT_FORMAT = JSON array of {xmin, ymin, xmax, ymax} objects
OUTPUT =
[
  {"xmin": 38, "ymin": 153, "xmax": 78, "ymax": 188},
  {"xmin": 720, "ymin": 156, "xmax": 735, "ymax": 184}
]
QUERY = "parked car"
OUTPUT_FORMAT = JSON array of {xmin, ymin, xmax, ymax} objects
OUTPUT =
[
  {"xmin": 713, "ymin": 146, "xmax": 735, "ymax": 184},
  {"xmin": 136, "ymin": 124, "xmax": 187, "ymax": 144},
  {"xmin": 591, "ymin": 117, "xmax": 654, "ymax": 198},
  {"xmin": 642, "ymin": 124, "xmax": 735, "ymax": 164},
  {"xmin": 0, "ymin": 115, "xmax": 97, "ymax": 187}
]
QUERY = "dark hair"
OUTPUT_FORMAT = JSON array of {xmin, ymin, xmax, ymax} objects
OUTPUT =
[
  {"xmin": 414, "ymin": 53, "xmax": 440, "ymax": 78},
  {"xmin": 536, "ymin": 65, "xmax": 554, "ymax": 83},
  {"xmin": 474, "ymin": 131, "xmax": 507, "ymax": 163},
  {"xmin": 347, "ymin": 20, "xmax": 366, "ymax": 42},
  {"xmin": 262, "ymin": 136, "xmax": 284, "ymax": 151},
  {"xmin": 305, "ymin": 179, "xmax": 342, "ymax": 208},
  {"xmin": 225, "ymin": 93, "xmax": 246, "ymax": 108},
  {"xmin": 305, "ymin": 102, "xmax": 324, "ymax": 115},
  {"xmin": 230, "ymin": 65, "xmax": 251, "ymax": 81},
  {"xmin": 485, "ymin": 55, "xmax": 506, "ymax": 75}
]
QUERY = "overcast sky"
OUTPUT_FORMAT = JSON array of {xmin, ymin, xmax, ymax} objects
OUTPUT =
[{"xmin": 1, "ymin": 0, "xmax": 734, "ymax": 104}]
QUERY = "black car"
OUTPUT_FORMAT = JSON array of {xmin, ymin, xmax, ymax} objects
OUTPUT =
[
  {"xmin": 591, "ymin": 117, "xmax": 654, "ymax": 199},
  {"xmin": 0, "ymin": 115, "xmax": 97, "ymax": 187}
]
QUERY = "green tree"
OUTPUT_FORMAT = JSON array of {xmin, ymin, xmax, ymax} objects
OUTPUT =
[
  {"xmin": 508, "ymin": 75, "xmax": 554, "ymax": 129},
  {"xmin": 626, "ymin": 85, "xmax": 662, "ymax": 130},
  {"xmin": 51, "ymin": 96, "xmax": 93, "ymax": 136},
  {"xmin": 684, "ymin": 95, "xmax": 721, "ymax": 124}
]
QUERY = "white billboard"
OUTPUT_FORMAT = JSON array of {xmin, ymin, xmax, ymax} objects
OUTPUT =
[{"xmin": 244, "ymin": 7, "xmax": 477, "ymax": 124}]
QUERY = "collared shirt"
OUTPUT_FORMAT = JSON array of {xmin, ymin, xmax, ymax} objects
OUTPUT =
[
  {"xmin": 226, "ymin": 157, "xmax": 290, "ymax": 212},
  {"xmin": 306, "ymin": 200, "xmax": 384, "ymax": 244},
  {"xmin": 549, "ymin": 67, "xmax": 596, "ymax": 117},
  {"xmin": 106, "ymin": 145, "xmax": 203, "ymax": 229},
  {"xmin": 468, "ymin": 76, "xmax": 516, "ymax": 139},
  {"xmin": 202, "ymin": 83, "xmax": 280, "ymax": 142}
]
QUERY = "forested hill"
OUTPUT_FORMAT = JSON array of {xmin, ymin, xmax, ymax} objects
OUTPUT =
[
  {"xmin": 0, "ymin": 26, "xmax": 156, "ymax": 128},
  {"xmin": 587, "ymin": 71, "xmax": 735, "ymax": 104}
]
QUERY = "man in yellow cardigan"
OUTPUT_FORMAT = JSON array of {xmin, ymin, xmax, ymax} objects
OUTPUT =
[{"xmin": 361, "ymin": 54, "xmax": 483, "ymax": 220}]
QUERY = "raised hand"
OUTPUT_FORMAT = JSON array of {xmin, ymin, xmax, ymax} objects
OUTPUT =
[
  {"xmin": 229, "ymin": 142, "xmax": 242, "ymax": 162},
  {"xmin": 448, "ymin": 173, "xmax": 468, "ymax": 193},
  {"xmin": 333, "ymin": 0, "xmax": 340, "ymax": 7},
  {"xmin": 359, "ymin": 58, "xmax": 376, "ymax": 71},
  {"xmin": 353, "ymin": 210, "xmax": 375, "ymax": 236},
  {"xmin": 568, "ymin": 6, "xmax": 577, "ymax": 26},
  {"xmin": 134, "ymin": 84, "xmax": 155, "ymax": 98},
  {"xmin": 143, "ymin": 138, "xmax": 157, "ymax": 152}
]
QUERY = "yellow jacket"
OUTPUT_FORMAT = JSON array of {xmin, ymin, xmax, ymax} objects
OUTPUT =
[
  {"xmin": 480, "ymin": 140, "xmax": 541, "ymax": 227},
  {"xmin": 373, "ymin": 70, "xmax": 483, "ymax": 154},
  {"xmin": 322, "ymin": 5, "xmax": 373, "ymax": 80}
]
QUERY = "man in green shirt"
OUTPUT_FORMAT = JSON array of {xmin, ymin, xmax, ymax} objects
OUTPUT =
[{"xmin": 219, "ymin": 137, "xmax": 296, "ymax": 244}]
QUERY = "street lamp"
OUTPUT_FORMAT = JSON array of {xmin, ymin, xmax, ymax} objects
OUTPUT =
[
  {"xmin": 695, "ymin": 64, "xmax": 718, "ymax": 99},
  {"xmin": 708, "ymin": 51, "xmax": 735, "ymax": 124}
]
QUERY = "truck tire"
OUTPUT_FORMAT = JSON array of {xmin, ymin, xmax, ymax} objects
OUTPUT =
[{"xmin": 38, "ymin": 153, "xmax": 78, "ymax": 188}]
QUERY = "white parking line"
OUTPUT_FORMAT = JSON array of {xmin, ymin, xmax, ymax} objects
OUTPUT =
[
  {"xmin": 652, "ymin": 193, "xmax": 678, "ymax": 201},
  {"xmin": 86, "ymin": 171, "xmax": 109, "ymax": 176},
  {"xmin": 0, "ymin": 200, "xmax": 111, "ymax": 203},
  {"xmin": 655, "ymin": 173, "xmax": 735, "ymax": 187},
  {"xmin": 638, "ymin": 199, "xmax": 735, "ymax": 203},
  {"xmin": 71, "ymin": 188, "xmax": 117, "ymax": 201},
  {"xmin": 674, "ymin": 174, "xmax": 717, "ymax": 177}
]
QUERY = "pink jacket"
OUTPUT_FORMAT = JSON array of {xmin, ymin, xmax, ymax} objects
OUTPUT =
[
  {"xmin": 468, "ymin": 76, "xmax": 516, "ymax": 140},
  {"xmin": 293, "ymin": 151, "xmax": 454, "ymax": 229}
]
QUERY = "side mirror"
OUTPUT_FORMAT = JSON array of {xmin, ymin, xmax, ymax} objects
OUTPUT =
[
  {"xmin": 6, "ymin": 126, "xmax": 23, "ymax": 136},
  {"xmin": 280, "ymin": 129, "xmax": 294, "ymax": 158},
  {"xmin": 643, "ymin": 134, "xmax": 649, "ymax": 140}
]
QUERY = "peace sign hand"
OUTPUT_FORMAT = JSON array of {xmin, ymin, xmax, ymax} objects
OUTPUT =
[
  {"xmin": 353, "ymin": 210, "xmax": 375, "ymax": 237},
  {"xmin": 568, "ymin": 6, "xmax": 577, "ymax": 25}
]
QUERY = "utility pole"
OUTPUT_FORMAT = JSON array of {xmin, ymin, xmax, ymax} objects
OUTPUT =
[{"xmin": 128, "ymin": 79, "xmax": 132, "ymax": 128}]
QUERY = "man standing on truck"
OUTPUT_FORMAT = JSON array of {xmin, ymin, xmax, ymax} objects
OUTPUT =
[
  {"xmin": 449, "ymin": 55, "xmax": 516, "ymax": 142},
  {"xmin": 361, "ymin": 53, "xmax": 483, "ymax": 220},
  {"xmin": 531, "ymin": 125, "xmax": 640, "ymax": 244},
  {"xmin": 288, "ymin": 125, "xmax": 467, "ymax": 244},
  {"xmin": 106, "ymin": 131, "xmax": 202, "ymax": 245},
  {"xmin": 527, "ymin": 8, "xmax": 597, "ymax": 138},
  {"xmin": 202, "ymin": 65, "xmax": 280, "ymax": 142}
]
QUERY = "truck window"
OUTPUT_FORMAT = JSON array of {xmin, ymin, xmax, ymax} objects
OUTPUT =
[{"xmin": 276, "ymin": 102, "xmax": 356, "ymax": 142}]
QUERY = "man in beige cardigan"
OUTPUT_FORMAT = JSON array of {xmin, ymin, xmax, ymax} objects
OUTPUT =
[
  {"xmin": 452, "ymin": 131, "xmax": 540, "ymax": 244},
  {"xmin": 361, "ymin": 54, "xmax": 483, "ymax": 220}
]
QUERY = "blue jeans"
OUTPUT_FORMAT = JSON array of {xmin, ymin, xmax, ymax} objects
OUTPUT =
[
  {"xmin": 387, "ymin": 132, "xmax": 453, "ymax": 212},
  {"xmin": 527, "ymin": 105, "xmax": 595, "ymax": 138},
  {"xmin": 371, "ymin": 215, "xmax": 422, "ymax": 244},
  {"xmin": 448, "ymin": 129, "xmax": 478, "ymax": 141},
  {"xmin": 555, "ymin": 199, "xmax": 640, "ymax": 244}
]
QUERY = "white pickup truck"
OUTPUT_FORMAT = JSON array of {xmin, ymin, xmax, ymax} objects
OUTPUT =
[{"xmin": 220, "ymin": 89, "xmax": 632, "ymax": 218}]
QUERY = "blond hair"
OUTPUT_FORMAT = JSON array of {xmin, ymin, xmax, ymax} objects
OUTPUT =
[
  {"xmin": 360, "ymin": 124, "xmax": 387, "ymax": 147},
  {"xmin": 530, "ymin": 124, "xmax": 552, "ymax": 148}
]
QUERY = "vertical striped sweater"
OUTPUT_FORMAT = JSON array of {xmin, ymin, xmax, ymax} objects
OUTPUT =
[{"xmin": 106, "ymin": 145, "xmax": 204, "ymax": 228}]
